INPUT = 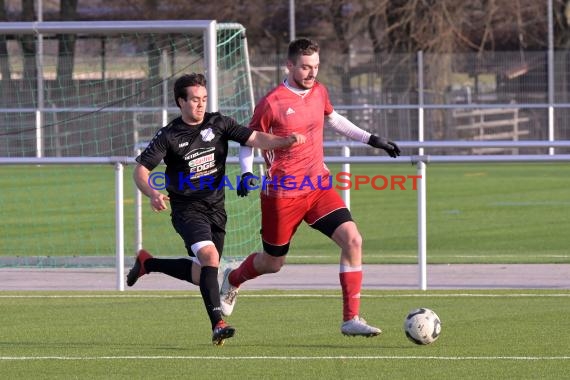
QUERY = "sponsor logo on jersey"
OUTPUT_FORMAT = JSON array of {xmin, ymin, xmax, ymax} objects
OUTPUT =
[
  {"xmin": 188, "ymin": 153, "xmax": 214, "ymax": 168},
  {"xmin": 184, "ymin": 147, "xmax": 215, "ymax": 160},
  {"xmin": 186, "ymin": 147, "xmax": 216, "ymax": 176},
  {"xmin": 178, "ymin": 142, "xmax": 189, "ymax": 148},
  {"xmin": 286, "ymin": 107, "xmax": 295, "ymax": 115}
]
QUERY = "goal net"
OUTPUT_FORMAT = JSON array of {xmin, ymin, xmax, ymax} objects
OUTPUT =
[{"xmin": 0, "ymin": 21, "xmax": 261, "ymax": 267}]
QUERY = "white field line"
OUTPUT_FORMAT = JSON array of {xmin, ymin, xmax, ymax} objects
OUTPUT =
[
  {"xmin": 0, "ymin": 355, "xmax": 568, "ymax": 361},
  {"xmin": 0, "ymin": 293, "xmax": 569, "ymax": 299},
  {"xmin": 291, "ymin": 255, "xmax": 569, "ymax": 258}
]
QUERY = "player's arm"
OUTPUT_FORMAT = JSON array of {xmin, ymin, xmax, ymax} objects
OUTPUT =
[
  {"xmin": 236, "ymin": 145, "xmax": 256, "ymax": 197},
  {"xmin": 235, "ymin": 132, "xmax": 305, "ymax": 197},
  {"xmin": 245, "ymin": 130, "xmax": 305, "ymax": 150},
  {"xmin": 133, "ymin": 163, "xmax": 170, "ymax": 212},
  {"xmin": 134, "ymin": 126, "xmax": 171, "ymax": 211},
  {"xmin": 326, "ymin": 111, "xmax": 401, "ymax": 158}
]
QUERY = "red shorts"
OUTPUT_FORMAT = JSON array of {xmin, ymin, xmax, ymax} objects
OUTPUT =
[{"xmin": 260, "ymin": 187, "xmax": 347, "ymax": 247}]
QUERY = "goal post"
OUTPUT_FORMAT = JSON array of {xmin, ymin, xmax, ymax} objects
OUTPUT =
[
  {"xmin": 0, "ymin": 20, "xmax": 222, "ymax": 156},
  {"xmin": 0, "ymin": 20, "xmax": 261, "ymax": 273}
]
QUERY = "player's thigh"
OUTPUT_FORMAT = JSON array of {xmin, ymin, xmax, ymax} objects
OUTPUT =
[
  {"xmin": 171, "ymin": 209, "xmax": 224, "ymax": 257},
  {"xmin": 260, "ymin": 193, "xmax": 307, "ymax": 246},
  {"xmin": 306, "ymin": 188, "xmax": 353, "ymax": 237}
]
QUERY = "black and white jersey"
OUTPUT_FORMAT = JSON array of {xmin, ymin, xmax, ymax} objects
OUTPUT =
[{"xmin": 136, "ymin": 113, "xmax": 253, "ymax": 210}]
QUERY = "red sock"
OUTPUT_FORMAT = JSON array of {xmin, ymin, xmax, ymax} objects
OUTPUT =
[
  {"xmin": 339, "ymin": 271, "xmax": 362, "ymax": 321},
  {"xmin": 228, "ymin": 253, "xmax": 260, "ymax": 287}
]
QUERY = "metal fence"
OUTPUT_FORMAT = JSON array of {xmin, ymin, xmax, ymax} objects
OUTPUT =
[
  {"xmin": 3, "ymin": 141, "xmax": 569, "ymax": 291},
  {"xmin": 249, "ymin": 50, "xmax": 570, "ymax": 155},
  {"xmin": 4, "ymin": 48, "xmax": 570, "ymax": 157},
  {"xmin": 2, "ymin": 23, "xmax": 570, "ymax": 290}
]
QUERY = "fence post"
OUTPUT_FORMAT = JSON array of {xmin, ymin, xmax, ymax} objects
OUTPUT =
[
  {"xmin": 417, "ymin": 160, "xmax": 427, "ymax": 290},
  {"xmin": 115, "ymin": 162, "xmax": 125, "ymax": 291},
  {"xmin": 134, "ymin": 149, "xmax": 143, "ymax": 255},
  {"xmin": 417, "ymin": 51, "xmax": 425, "ymax": 156}
]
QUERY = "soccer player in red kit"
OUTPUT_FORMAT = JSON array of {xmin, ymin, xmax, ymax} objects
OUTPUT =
[{"xmin": 221, "ymin": 38, "xmax": 401, "ymax": 337}]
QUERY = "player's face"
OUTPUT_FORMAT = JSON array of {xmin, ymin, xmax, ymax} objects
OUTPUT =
[
  {"xmin": 288, "ymin": 52, "xmax": 319, "ymax": 90},
  {"xmin": 180, "ymin": 85, "xmax": 207, "ymax": 125}
]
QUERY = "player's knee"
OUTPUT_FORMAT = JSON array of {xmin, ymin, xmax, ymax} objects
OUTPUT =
[
  {"xmin": 332, "ymin": 223, "xmax": 362, "ymax": 251},
  {"xmin": 343, "ymin": 230, "xmax": 363, "ymax": 252},
  {"xmin": 352, "ymin": 231, "xmax": 363, "ymax": 249},
  {"xmin": 258, "ymin": 251, "xmax": 286, "ymax": 273},
  {"xmin": 195, "ymin": 246, "xmax": 220, "ymax": 267},
  {"xmin": 265, "ymin": 261, "xmax": 284, "ymax": 274}
]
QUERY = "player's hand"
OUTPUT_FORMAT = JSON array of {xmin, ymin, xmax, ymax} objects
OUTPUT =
[
  {"xmin": 289, "ymin": 132, "xmax": 306, "ymax": 146},
  {"xmin": 368, "ymin": 135, "xmax": 401, "ymax": 158},
  {"xmin": 237, "ymin": 172, "xmax": 257, "ymax": 197},
  {"xmin": 150, "ymin": 193, "xmax": 170, "ymax": 212}
]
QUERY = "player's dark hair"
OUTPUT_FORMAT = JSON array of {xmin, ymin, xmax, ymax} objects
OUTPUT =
[
  {"xmin": 174, "ymin": 73, "xmax": 207, "ymax": 108},
  {"xmin": 287, "ymin": 38, "xmax": 319, "ymax": 63}
]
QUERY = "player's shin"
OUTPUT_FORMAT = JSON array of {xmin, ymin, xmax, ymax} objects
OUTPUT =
[
  {"xmin": 339, "ymin": 268, "xmax": 363, "ymax": 321},
  {"xmin": 199, "ymin": 266, "xmax": 224, "ymax": 329},
  {"xmin": 145, "ymin": 258, "xmax": 194, "ymax": 283}
]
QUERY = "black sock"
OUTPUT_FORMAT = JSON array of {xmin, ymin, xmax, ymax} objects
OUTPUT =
[
  {"xmin": 144, "ymin": 258, "xmax": 193, "ymax": 283},
  {"xmin": 199, "ymin": 266, "xmax": 223, "ymax": 330}
]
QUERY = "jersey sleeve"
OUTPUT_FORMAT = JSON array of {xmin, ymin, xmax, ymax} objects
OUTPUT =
[
  {"xmin": 221, "ymin": 115, "xmax": 254, "ymax": 145},
  {"xmin": 248, "ymin": 97, "xmax": 273, "ymax": 133},
  {"xmin": 322, "ymin": 84, "xmax": 334, "ymax": 116},
  {"xmin": 135, "ymin": 127, "xmax": 169, "ymax": 171}
]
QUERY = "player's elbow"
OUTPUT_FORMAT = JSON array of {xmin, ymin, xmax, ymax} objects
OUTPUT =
[{"xmin": 133, "ymin": 164, "xmax": 149, "ymax": 182}]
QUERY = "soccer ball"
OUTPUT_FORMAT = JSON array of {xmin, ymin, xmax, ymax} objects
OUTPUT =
[{"xmin": 403, "ymin": 308, "xmax": 442, "ymax": 345}]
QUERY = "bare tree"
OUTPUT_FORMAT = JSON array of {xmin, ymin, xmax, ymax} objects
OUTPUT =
[
  {"xmin": 56, "ymin": 0, "xmax": 78, "ymax": 82},
  {"xmin": 144, "ymin": 0, "xmax": 160, "ymax": 81},
  {"xmin": 3, "ymin": 0, "xmax": 570, "ymax": 100},
  {"xmin": 555, "ymin": 0, "xmax": 570, "ymax": 110},
  {"xmin": 0, "ymin": 0, "xmax": 11, "ymax": 82},
  {"xmin": 327, "ymin": 1, "xmax": 380, "ymax": 119},
  {"xmin": 19, "ymin": 0, "xmax": 37, "ymax": 88}
]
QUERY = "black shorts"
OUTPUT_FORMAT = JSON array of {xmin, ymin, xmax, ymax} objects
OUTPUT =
[{"xmin": 171, "ymin": 208, "xmax": 226, "ymax": 257}]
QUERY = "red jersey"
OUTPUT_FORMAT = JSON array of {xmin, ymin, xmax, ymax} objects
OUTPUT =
[{"xmin": 249, "ymin": 81, "xmax": 334, "ymax": 197}]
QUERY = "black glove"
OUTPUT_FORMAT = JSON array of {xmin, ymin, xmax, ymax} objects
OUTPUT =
[
  {"xmin": 236, "ymin": 172, "xmax": 257, "ymax": 197},
  {"xmin": 368, "ymin": 135, "xmax": 401, "ymax": 158}
]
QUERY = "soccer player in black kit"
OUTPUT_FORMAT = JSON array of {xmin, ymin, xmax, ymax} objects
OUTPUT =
[{"xmin": 128, "ymin": 73, "xmax": 305, "ymax": 346}]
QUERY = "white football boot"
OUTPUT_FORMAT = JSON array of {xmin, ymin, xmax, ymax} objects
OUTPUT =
[
  {"xmin": 341, "ymin": 316, "xmax": 382, "ymax": 337},
  {"xmin": 220, "ymin": 267, "xmax": 240, "ymax": 317}
]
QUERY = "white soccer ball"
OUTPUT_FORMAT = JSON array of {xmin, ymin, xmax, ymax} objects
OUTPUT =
[{"xmin": 403, "ymin": 307, "xmax": 442, "ymax": 345}]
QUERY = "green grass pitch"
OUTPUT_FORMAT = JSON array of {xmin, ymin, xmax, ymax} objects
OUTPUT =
[
  {"xmin": 0, "ymin": 290, "xmax": 568, "ymax": 379},
  {"xmin": 1, "ymin": 162, "xmax": 568, "ymax": 378}
]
